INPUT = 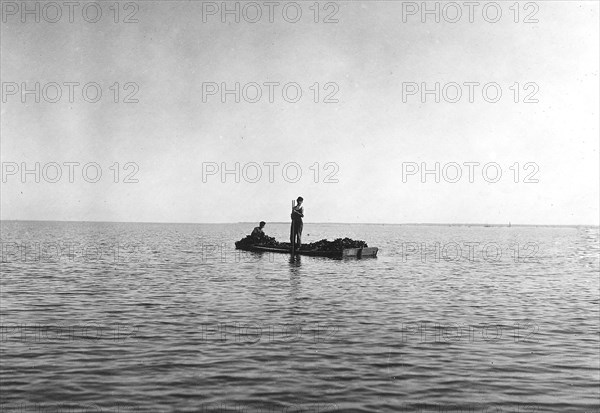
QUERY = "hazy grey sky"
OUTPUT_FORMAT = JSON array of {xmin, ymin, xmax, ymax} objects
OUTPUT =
[{"xmin": 1, "ymin": 1, "xmax": 598, "ymax": 224}]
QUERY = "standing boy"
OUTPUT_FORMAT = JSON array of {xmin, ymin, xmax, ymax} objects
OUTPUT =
[{"xmin": 290, "ymin": 197, "xmax": 304, "ymax": 249}]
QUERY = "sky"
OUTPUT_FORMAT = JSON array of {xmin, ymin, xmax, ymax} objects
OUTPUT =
[{"xmin": 1, "ymin": 0, "xmax": 598, "ymax": 225}]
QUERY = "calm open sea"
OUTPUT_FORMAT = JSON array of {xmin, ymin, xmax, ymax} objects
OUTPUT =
[{"xmin": 1, "ymin": 221, "xmax": 599, "ymax": 412}]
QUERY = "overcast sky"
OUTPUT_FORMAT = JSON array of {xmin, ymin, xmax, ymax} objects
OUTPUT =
[{"xmin": 1, "ymin": 1, "xmax": 598, "ymax": 225}]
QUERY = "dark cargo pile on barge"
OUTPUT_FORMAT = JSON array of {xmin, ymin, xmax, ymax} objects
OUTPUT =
[{"xmin": 235, "ymin": 235, "xmax": 368, "ymax": 251}]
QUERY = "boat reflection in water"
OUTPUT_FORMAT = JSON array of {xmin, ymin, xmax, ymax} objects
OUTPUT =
[{"xmin": 236, "ymin": 244, "xmax": 379, "ymax": 259}]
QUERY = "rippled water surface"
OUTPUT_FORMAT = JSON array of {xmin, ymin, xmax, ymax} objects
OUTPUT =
[{"xmin": 1, "ymin": 221, "xmax": 599, "ymax": 412}]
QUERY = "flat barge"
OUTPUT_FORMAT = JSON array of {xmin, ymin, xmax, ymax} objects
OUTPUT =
[{"xmin": 235, "ymin": 244, "xmax": 378, "ymax": 259}]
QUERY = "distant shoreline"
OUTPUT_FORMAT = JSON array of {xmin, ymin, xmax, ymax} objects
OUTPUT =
[{"xmin": 1, "ymin": 220, "xmax": 598, "ymax": 228}]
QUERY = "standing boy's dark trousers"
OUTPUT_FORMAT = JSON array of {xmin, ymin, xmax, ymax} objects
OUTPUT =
[{"xmin": 290, "ymin": 220, "xmax": 303, "ymax": 248}]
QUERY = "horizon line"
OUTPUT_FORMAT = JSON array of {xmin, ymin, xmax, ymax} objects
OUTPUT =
[{"xmin": 0, "ymin": 219, "xmax": 598, "ymax": 228}]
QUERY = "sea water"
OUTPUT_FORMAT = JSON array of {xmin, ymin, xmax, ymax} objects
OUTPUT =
[{"xmin": 1, "ymin": 221, "xmax": 598, "ymax": 412}]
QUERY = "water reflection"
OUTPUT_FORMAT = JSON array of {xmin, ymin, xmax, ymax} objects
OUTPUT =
[
  {"xmin": 288, "ymin": 254, "xmax": 302, "ymax": 272},
  {"xmin": 287, "ymin": 254, "xmax": 306, "ymax": 317}
]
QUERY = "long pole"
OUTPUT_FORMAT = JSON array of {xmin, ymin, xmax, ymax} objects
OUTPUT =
[{"xmin": 291, "ymin": 200, "xmax": 295, "ymax": 255}]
